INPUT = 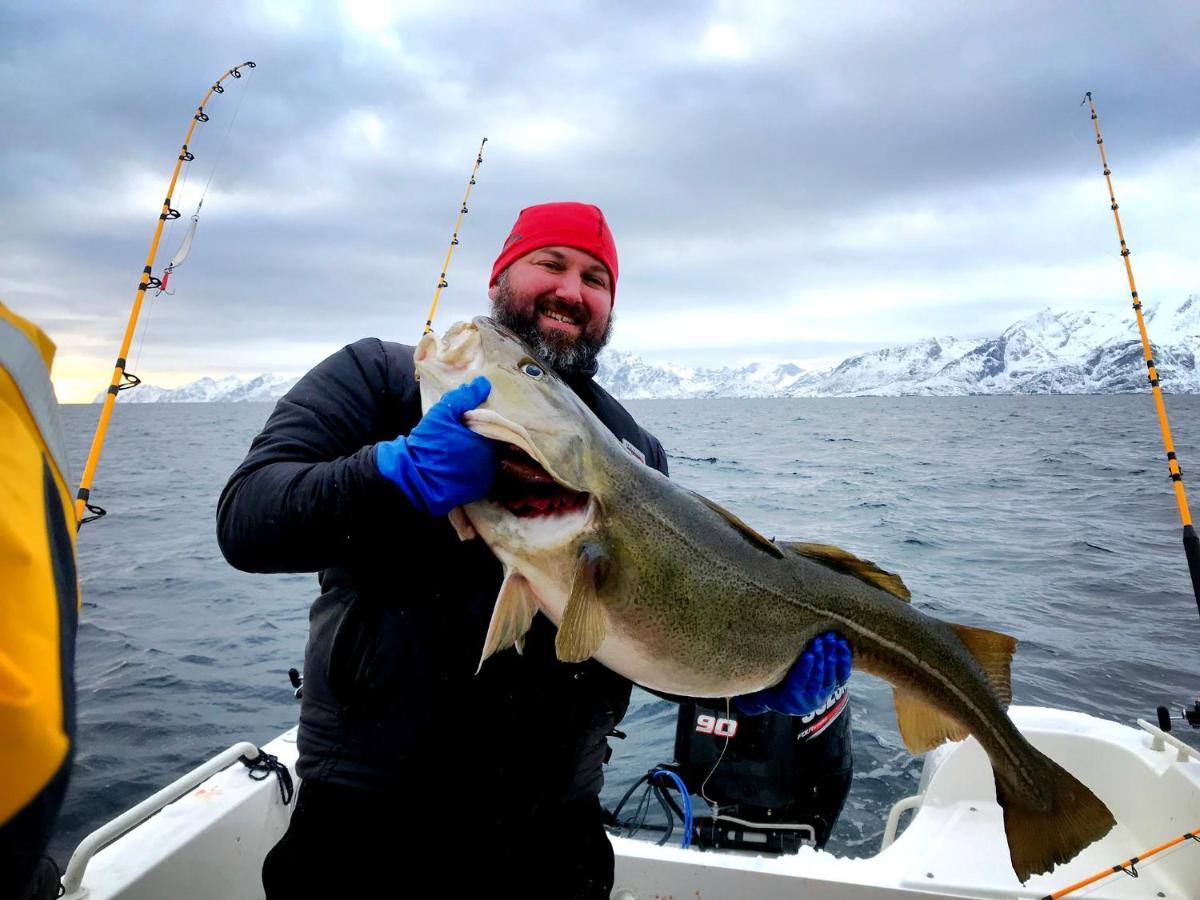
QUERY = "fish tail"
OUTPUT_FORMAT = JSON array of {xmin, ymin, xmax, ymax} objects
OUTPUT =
[{"xmin": 994, "ymin": 747, "xmax": 1116, "ymax": 883}]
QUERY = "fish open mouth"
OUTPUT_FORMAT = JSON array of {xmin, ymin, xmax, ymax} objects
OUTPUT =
[{"xmin": 491, "ymin": 444, "xmax": 590, "ymax": 518}]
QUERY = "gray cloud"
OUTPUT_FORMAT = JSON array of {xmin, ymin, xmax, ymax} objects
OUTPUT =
[{"xmin": 3, "ymin": 1, "xmax": 1198, "ymax": 399}]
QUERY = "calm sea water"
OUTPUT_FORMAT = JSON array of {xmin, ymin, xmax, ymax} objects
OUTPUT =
[{"xmin": 51, "ymin": 395, "xmax": 1200, "ymax": 864}]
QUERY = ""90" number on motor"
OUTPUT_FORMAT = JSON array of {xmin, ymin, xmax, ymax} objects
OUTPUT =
[{"xmin": 695, "ymin": 714, "xmax": 738, "ymax": 738}]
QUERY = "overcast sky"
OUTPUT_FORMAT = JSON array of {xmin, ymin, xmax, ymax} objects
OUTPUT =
[{"xmin": 4, "ymin": 1, "xmax": 1199, "ymax": 402}]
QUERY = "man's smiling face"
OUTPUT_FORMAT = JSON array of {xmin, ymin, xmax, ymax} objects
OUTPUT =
[{"xmin": 488, "ymin": 245, "xmax": 614, "ymax": 375}]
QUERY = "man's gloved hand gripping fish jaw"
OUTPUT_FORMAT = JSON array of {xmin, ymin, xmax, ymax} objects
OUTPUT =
[
  {"xmin": 377, "ymin": 374, "xmax": 854, "ymax": 710},
  {"xmin": 376, "ymin": 375, "xmax": 499, "ymax": 516}
]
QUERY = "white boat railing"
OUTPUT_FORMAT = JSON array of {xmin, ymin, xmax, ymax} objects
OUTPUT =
[
  {"xmin": 878, "ymin": 792, "xmax": 922, "ymax": 850},
  {"xmin": 1136, "ymin": 718, "xmax": 1200, "ymax": 763},
  {"xmin": 61, "ymin": 741, "xmax": 263, "ymax": 897}
]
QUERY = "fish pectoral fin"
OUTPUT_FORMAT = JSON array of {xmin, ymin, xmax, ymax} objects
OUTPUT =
[
  {"xmin": 778, "ymin": 541, "xmax": 911, "ymax": 601},
  {"xmin": 691, "ymin": 491, "xmax": 784, "ymax": 559},
  {"xmin": 448, "ymin": 506, "xmax": 477, "ymax": 541},
  {"xmin": 555, "ymin": 543, "xmax": 610, "ymax": 663},
  {"xmin": 478, "ymin": 571, "xmax": 539, "ymax": 673},
  {"xmin": 952, "ymin": 623, "xmax": 1018, "ymax": 706},
  {"xmin": 892, "ymin": 688, "xmax": 970, "ymax": 753}
]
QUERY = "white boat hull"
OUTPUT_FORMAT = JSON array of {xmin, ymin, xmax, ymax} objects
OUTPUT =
[{"xmin": 63, "ymin": 707, "xmax": 1200, "ymax": 899}]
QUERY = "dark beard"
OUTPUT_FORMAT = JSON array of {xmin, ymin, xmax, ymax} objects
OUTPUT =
[{"xmin": 490, "ymin": 276, "xmax": 613, "ymax": 377}]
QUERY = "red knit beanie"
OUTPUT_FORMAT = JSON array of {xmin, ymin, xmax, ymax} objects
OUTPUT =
[{"xmin": 490, "ymin": 201, "xmax": 619, "ymax": 303}]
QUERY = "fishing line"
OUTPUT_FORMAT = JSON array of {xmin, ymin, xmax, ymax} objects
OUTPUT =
[
  {"xmin": 159, "ymin": 152, "xmax": 193, "ymax": 282},
  {"xmin": 200, "ymin": 64, "xmax": 255, "ymax": 202},
  {"xmin": 158, "ymin": 66, "xmax": 256, "ymax": 299},
  {"xmin": 699, "ymin": 697, "xmax": 734, "ymax": 811},
  {"xmin": 130, "ymin": 292, "xmax": 157, "ymax": 378}
]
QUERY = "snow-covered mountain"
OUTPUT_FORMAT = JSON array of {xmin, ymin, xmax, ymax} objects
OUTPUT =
[
  {"xmin": 594, "ymin": 356, "xmax": 814, "ymax": 399},
  {"xmin": 603, "ymin": 295, "xmax": 1200, "ymax": 398},
  {"xmin": 97, "ymin": 373, "xmax": 299, "ymax": 403},
  {"xmin": 100, "ymin": 296, "xmax": 1200, "ymax": 402},
  {"xmin": 885, "ymin": 298, "xmax": 1200, "ymax": 397}
]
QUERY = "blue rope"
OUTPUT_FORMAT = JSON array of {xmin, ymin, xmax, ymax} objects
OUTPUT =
[{"xmin": 652, "ymin": 768, "xmax": 693, "ymax": 849}]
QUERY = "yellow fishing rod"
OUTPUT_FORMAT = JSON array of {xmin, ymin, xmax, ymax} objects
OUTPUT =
[
  {"xmin": 1083, "ymin": 91, "xmax": 1200, "ymax": 618},
  {"xmin": 423, "ymin": 137, "xmax": 488, "ymax": 335},
  {"xmin": 1043, "ymin": 826, "xmax": 1200, "ymax": 898},
  {"xmin": 75, "ymin": 61, "xmax": 255, "ymax": 527}
]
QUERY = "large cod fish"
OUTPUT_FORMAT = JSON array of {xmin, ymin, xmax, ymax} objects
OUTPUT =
[{"xmin": 414, "ymin": 317, "xmax": 1115, "ymax": 883}]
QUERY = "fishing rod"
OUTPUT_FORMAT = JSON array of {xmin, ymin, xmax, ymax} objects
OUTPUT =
[
  {"xmin": 1085, "ymin": 93, "xmax": 1200, "ymax": 738},
  {"xmin": 276, "ymin": 138, "xmax": 488, "ymax": 705},
  {"xmin": 1083, "ymin": 92, "xmax": 1200, "ymax": 621},
  {"xmin": 422, "ymin": 137, "xmax": 488, "ymax": 335},
  {"xmin": 1043, "ymin": 825, "xmax": 1200, "ymax": 898},
  {"xmin": 74, "ymin": 60, "xmax": 256, "ymax": 527}
]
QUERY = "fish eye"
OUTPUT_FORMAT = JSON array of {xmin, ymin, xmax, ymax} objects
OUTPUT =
[{"xmin": 520, "ymin": 361, "xmax": 544, "ymax": 378}]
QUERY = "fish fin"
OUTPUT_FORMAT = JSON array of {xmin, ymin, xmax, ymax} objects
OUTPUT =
[
  {"xmin": 691, "ymin": 491, "xmax": 784, "ymax": 559},
  {"xmin": 892, "ymin": 688, "xmax": 971, "ymax": 753},
  {"xmin": 447, "ymin": 506, "xmax": 476, "ymax": 541},
  {"xmin": 477, "ymin": 571, "xmax": 538, "ymax": 674},
  {"xmin": 778, "ymin": 541, "xmax": 911, "ymax": 601},
  {"xmin": 952, "ymin": 623, "xmax": 1018, "ymax": 706},
  {"xmin": 555, "ymin": 543, "xmax": 610, "ymax": 663},
  {"xmin": 993, "ymin": 749, "xmax": 1115, "ymax": 883}
]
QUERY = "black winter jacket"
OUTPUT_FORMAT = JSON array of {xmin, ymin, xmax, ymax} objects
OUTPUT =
[{"xmin": 217, "ymin": 338, "xmax": 668, "ymax": 814}]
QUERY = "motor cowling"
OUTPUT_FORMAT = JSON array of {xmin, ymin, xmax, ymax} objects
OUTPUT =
[{"xmin": 671, "ymin": 686, "xmax": 852, "ymax": 852}]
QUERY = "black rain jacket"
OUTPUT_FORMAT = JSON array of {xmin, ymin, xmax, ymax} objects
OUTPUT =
[{"xmin": 217, "ymin": 338, "xmax": 668, "ymax": 816}]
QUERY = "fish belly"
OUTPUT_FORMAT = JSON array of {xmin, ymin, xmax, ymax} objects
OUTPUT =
[{"xmin": 511, "ymin": 556, "xmax": 786, "ymax": 697}]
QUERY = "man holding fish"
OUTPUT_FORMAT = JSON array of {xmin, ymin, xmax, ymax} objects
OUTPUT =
[{"xmin": 219, "ymin": 201, "xmax": 853, "ymax": 898}]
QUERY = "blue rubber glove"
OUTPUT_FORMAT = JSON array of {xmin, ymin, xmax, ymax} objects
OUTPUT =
[
  {"xmin": 376, "ymin": 376, "xmax": 499, "ymax": 516},
  {"xmin": 734, "ymin": 631, "xmax": 852, "ymax": 716}
]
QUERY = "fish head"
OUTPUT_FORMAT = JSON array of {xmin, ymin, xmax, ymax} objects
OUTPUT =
[{"xmin": 414, "ymin": 317, "xmax": 610, "ymax": 552}]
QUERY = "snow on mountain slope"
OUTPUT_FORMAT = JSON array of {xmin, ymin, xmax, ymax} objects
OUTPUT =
[
  {"xmin": 96, "ymin": 374, "xmax": 299, "ymax": 403},
  {"xmin": 96, "ymin": 295, "xmax": 1200, "ymax": 402}
]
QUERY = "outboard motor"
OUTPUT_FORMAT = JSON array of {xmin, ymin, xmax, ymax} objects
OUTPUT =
[{"xmin": 671, "ymin": 687, "xmax": 853, "ymax": 853}]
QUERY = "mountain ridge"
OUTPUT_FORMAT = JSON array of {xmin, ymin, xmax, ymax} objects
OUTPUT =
[{"xmin": 100, "ymin": 295, "xmax": 1200, "ymax": 402}]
